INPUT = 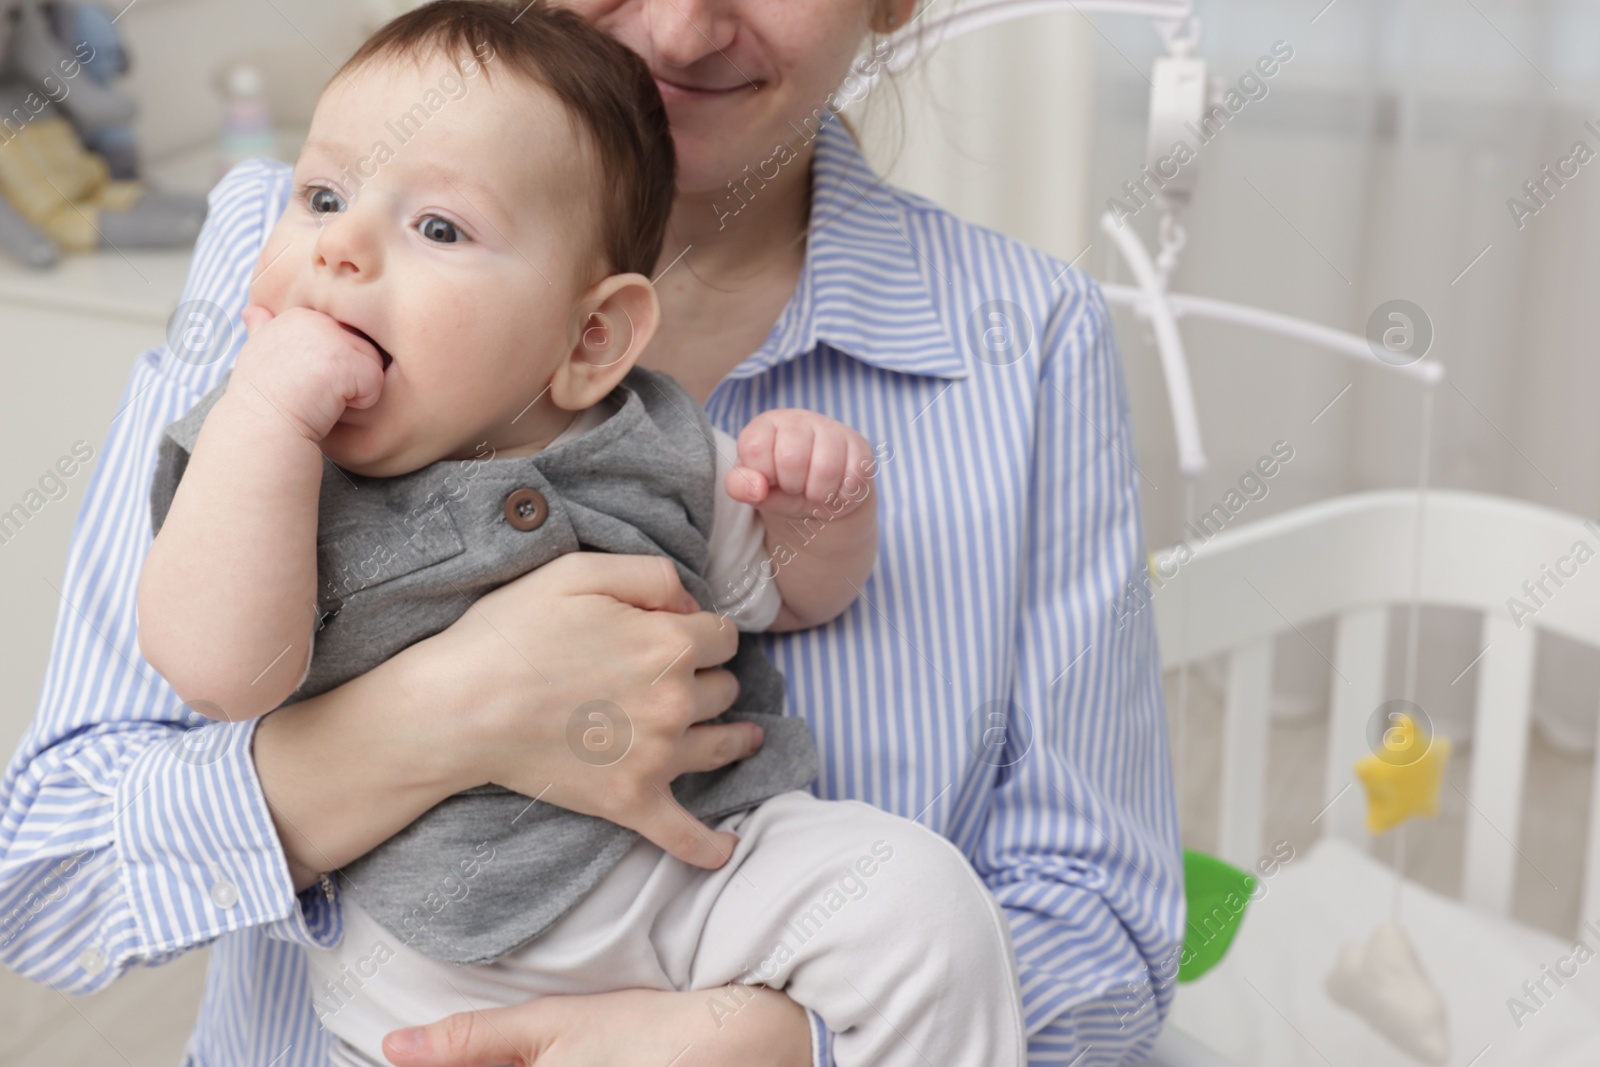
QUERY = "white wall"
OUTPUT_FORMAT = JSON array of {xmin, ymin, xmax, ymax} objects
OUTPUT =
[{"xmin": 118, "ymin": 0, "xmax": 383, "ymax": 158}]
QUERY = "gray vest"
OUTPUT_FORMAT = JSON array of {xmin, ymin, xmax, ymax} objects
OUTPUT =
[{"xmin": 149, "ymin": 367, "xmax": 819, "ymax": 964}]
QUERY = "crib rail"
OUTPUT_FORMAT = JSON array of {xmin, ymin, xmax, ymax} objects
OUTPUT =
[{"xmin": 1151, "ymin": 490, "xmax": 1600, "ymax": 933}]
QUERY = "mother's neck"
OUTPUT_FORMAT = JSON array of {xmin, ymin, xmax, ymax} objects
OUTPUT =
[
  {"xmin": 660, "ymin": 143, "xmax": 813, "ymax": 279},
  {"xmin": 639, "ymin": 144, "xmax": 814, "ymax": 402}
]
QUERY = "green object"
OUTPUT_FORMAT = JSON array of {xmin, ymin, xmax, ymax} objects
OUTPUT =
[{"xmin": 1178, "ymin": 849, "xmax": 1256, "ymax": 982}]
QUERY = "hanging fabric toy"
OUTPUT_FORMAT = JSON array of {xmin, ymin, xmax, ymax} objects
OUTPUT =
[
  {"xmin": 1177, "ymin": 849, "xmax": 1254, "ymax": 982},
  {"xmin": 1353, "ymin": 712, "xmax": 1451, "ymax": 834},
  {"xmin": 1327, "ymin": 710, "xmax": 1452, "ymax": 1063}
]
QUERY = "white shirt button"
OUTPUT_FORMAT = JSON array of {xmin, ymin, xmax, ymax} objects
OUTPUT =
[
  {"xmin": 210, "ymin": 878, "xmax": 240, "ymax": 909},
  {"xmin": 77, "ymin": 946, "xmax": 107, "ymax": 974}
]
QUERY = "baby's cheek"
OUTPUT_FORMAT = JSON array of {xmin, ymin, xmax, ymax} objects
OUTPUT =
[{"xmin": 247, "ymin": 229, "xmax": 299, "ymax": 311}]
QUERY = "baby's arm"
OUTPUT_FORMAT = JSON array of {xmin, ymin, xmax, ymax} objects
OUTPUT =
[
  {"xmin": 137, "ymin": 305, "xmax": 387, "ymax": 720},
  {"xmin": 723, "ymin": 410, "xmax": 880, "ymax": 632}
]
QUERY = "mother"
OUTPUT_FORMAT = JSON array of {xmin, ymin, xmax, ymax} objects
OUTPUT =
[{"xmin": 0, "ymin": 0, "xmax": 1182, "ymax": 1064}]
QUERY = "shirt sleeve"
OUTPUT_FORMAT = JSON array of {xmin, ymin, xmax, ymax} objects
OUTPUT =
[
  {"xmin": 980, "ymin": 278, "xmax": 1186, "ymax": 1064},
  {"xmin": 703, "ymin": 426, "xmax": 781, "ymax": 632},
  {"xmin": 806, "ymin": 1008, "xmax": 835, "ymax": 1067},
  {"xmin": 0, "ymin": 159, "xmax": 343, "ymax": 997}
]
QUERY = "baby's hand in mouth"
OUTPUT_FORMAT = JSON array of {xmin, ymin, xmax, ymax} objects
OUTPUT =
[
  {"xmin": 336, "ymin": 321, "xmax": 393, "ymax": 372},
  {"xmin": 232, "ymin": 305, "xmax": 391, "ymax": 442}
]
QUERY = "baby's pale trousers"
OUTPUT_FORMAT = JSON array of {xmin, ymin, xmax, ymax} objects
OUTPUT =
[{"xmin": 308, "ymin": 790, "xmax": 1026, "ymax": 1067}]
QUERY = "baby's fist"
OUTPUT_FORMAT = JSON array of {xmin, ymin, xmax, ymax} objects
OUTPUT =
[
  {"xmin": 230, "ymin": 305, "xmax": 387, "ymax": 443},
  {"xmin": 727, "ymin": 410, "xmax": 876, "ymax": 520}
]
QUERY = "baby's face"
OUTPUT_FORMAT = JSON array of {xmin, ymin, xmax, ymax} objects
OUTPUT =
[{"xmin": 249, "ymin": 52, "xmax": 601, "ymax": 476}]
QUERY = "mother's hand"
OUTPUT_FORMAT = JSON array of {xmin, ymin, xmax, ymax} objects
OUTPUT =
[
  {"xmin": 411, "ymin": 551, "xmax": 761, "ymax": 869},
  {"xmin": 380, "ymin": 986, "xmax": 812, "ymax": 1067},
  {"xmin": 256, "ymin": 552, "xmax": 760, "ymax": 892}
]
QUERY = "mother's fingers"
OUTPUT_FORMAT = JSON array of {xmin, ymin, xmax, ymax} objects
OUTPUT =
[
  {"xmin": 669, "ymin": 610, "xmax": 742, "ymax": 671},
  {"xmin": 540, "ymin": 552, "xmax": 697, "ymax": 614},
  {"xmin": 675, "ymin": 719, "xmax": 765, "ymax": 774},
  {"xmin": 383, "ymin": 1005, "xmax": 543, "ymax": 1067},
  {"xmin": 688, "ymin": 666, "xmax": 742, "ymax": 723},
  {"xmin": 615, "ymin": 786, "xmax": 742, "ymax": 870}
]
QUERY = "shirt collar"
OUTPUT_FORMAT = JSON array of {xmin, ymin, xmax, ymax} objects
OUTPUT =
[{"xmin": 727, "ymin": 115, "xmax": 970, "ymax": 382}]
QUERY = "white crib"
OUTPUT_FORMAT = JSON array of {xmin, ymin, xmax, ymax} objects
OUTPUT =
[{"xmin": 1141, "ymin": 489, "xmax": 1600, "ymax": 1066}]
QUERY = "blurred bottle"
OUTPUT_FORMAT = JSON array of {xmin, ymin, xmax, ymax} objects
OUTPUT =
[{"xmin": 216, "ymin": 65, "xmax": 278, "ymax": 180}]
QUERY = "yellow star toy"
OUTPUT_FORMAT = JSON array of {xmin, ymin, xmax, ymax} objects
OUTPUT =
[{"xmin": 1354, "ymin": 713, "xmax": 1451, "ymax": 834}]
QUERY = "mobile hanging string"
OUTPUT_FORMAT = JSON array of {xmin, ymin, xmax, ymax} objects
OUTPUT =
[{"xmin": 1393, "ymin": 380, "xmax": 1437, "ymax": 921}]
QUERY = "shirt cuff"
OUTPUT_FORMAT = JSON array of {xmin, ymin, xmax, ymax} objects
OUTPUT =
[
  {"xmin": 806, "ymin": 1007, "xmax": 836, "ymax": 1067},
  {"xmin": 114, "ymin": 715, "xmax": 343, "ymax": 957}
]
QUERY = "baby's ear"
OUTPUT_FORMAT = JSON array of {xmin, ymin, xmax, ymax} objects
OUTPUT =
[{"xmin": 548, "ymin": 273, "xmax": 660, "ymax": 411}]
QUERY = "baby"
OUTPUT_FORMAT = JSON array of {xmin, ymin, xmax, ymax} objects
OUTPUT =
[{"xmin": 137, "ymin": 3, "xmax": 1024, "ymax": 1065}]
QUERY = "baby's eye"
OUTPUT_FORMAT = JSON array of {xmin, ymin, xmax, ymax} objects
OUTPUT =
[
  {"xmin": 307, "ymin": 186, "xmax": 346, "ymax": 215},
  {"xmin": 418, "ymin": 216, "xmax": 464, "ymax": 244}
]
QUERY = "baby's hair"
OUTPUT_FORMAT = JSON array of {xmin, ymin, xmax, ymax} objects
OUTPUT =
[{"xmin": 339, "ymin": 0, "xmax": 675, "ymax": 279}]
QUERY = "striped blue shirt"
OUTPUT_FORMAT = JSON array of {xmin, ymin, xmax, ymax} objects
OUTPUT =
[{"xmin": 0, "ymin": 115, "xmax": 1182, "ymax": 1065}]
